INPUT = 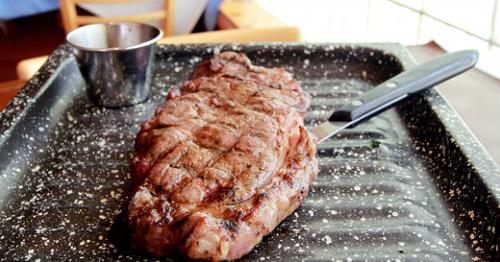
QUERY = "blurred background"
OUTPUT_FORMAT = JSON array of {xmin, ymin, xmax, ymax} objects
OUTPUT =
[
  {"xmin": 259, "ymin": 0, "xmax": 500, "ymax": 78},
  {"xmin": 0, "ymin": 0, "xmax": 499, "ymax": 164},
  {"xmin": 1, "ymin": 0, "xmax": 499, "ymax": 80}
]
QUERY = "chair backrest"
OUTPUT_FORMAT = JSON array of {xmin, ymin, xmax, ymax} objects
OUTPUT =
[
  {"xmin": 59, "ymin": 0, "xmax": 174, "ymax": 36},
  {"xmin": 158, "ymin": 27, "xmax": 303, "ymax": 44}
]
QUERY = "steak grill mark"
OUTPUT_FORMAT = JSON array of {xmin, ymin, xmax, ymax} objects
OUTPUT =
[{"xmin": 127, "ymin": 52, "xmax": 319, "ymax": 261}]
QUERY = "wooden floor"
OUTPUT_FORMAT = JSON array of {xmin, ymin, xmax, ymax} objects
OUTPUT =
[{"xmin": 0, "ymin": 11, "xmax": 65, "ymax": 82}]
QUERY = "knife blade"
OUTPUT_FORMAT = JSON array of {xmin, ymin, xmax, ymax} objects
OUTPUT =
[{"xmin": 310, "ymin": 121, "xmax": 348, "ymax": 144}]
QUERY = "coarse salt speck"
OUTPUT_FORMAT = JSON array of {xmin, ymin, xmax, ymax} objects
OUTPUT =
[{"xmin": 323, "ymin": 235, "xmax": 332, "ymax": 245}]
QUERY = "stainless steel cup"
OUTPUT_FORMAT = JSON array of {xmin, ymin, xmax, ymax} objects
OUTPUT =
[{"xmin": 66, "ymin": 22, "xmax": 163, "ymax": 107}]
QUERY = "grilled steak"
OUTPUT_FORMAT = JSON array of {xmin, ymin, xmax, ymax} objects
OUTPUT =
[{"xmin": 128, "ymin": 52, "xmax": 318, "ymax": 261}]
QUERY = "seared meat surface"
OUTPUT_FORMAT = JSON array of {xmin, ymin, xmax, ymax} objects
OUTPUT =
[{"xmin": 128, "ymin": 52, "xmax": 318, "ymax": 260}]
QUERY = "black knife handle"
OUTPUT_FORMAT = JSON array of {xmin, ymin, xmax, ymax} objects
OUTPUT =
[{"xmin": 329, "ymin": 50, "xmax": 479, "ymax": 124}]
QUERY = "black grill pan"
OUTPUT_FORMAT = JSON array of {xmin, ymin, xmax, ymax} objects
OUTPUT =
[{"xmin": 0, "ymin": 44, "xmax": 498, "ymax": 261}]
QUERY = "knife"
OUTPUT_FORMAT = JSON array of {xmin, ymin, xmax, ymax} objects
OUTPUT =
[{"xmin": 310, "ymin": 49, "xmax": 479, "ymax": 144}]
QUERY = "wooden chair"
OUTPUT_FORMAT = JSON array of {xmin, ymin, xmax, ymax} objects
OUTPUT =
[
  {"xmin": 8, "ymin": 1, "xmax": 301, "ymax": 112},
  {"xmin": 11, "ymin": 26, "xmax": 301, "ymax": 110},
  {"xmin": 59, "ymin": 0, "xmax": 175, "ymax": 36},
  {"xmin": 16, "ymin": 27, "xmax": 302, "ymax": 81},
  {"xmin": 158, "ymin": 26, "xmax": 301, "ymax": 44}
]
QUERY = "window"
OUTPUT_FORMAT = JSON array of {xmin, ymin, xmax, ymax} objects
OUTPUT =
[{"xmin": 258, "ymin": 0, "xmax": 500, "ymax": 78}]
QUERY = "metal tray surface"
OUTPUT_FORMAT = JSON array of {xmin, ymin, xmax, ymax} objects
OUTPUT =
[{"xmin": 0, "ymin": 44, "xmax": 499, "ymax": 261}]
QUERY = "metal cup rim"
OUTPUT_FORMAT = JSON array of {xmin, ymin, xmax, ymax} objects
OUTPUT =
[{"xmin": 66, "ymin": 22, "xmax": 163, "ymax": 52}]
